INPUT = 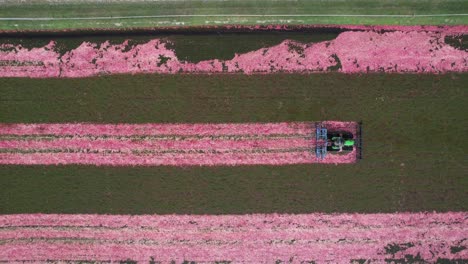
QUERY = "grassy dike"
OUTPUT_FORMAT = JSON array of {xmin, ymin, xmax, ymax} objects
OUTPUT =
[
  {"xmin": 0, "ymin": 73, "xmax": 466, "ymax": 214},
  {"xmin": 0, "ymin": 0, "xmax": 466, "ymax": 30}
]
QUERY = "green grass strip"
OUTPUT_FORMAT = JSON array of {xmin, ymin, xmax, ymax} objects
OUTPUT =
[{"xmin": 0, "ymin": 0, "xmax": 467, "ymax": 30}]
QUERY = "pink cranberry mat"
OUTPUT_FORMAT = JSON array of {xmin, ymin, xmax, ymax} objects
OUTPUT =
[
  {"xmin": 1, "ymin": 27, "xmax": 466, "ymax": 78},
  {"xmin": 0, "ymin": 212, "xmax": 466, "ymax": 263}
]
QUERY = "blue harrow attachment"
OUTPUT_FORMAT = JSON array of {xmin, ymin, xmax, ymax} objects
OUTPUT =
[{"xmin": 315, "ymin": 123, "xmax": 328, "ymax": 160}]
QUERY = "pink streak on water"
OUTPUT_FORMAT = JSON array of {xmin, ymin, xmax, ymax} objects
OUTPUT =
[
  {"xmin": 0, "ymin": 138, "xmax": 312, "ymax": 152},
  {"xmin": 0, "ymin": 151, "xmax": 324, "ymax": 165},
  {"xmin": 0, "ymin": 122, "xmax": 312, "ymax": 136},
  {"xmin": 0, "ymin": 121, "xmax": 357, "ymax": 165}
]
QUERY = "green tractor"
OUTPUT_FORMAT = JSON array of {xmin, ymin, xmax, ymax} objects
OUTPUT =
[
  {"xmin": 315, "ymin": 122, "xmax": 362, "ymax": 160},
  {"xmin": 327, "ymin": 131, "xmax": 355, "ymax": 152}
]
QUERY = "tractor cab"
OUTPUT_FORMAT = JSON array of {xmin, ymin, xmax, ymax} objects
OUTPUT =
[{"xmin": 327, "ymin": 131, "xmax": 355, "ymax": 152}]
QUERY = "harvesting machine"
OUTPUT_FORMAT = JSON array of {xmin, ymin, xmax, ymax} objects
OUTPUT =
[{"xmin": 314, "ymin": 122, "xmax": 362, "ymax": 160}]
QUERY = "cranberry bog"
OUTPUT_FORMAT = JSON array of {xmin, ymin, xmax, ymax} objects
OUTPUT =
[
  {"xmin": 2, "ymin": 71, "xmax": 466, "ymax": 214},
  {"xmin": 0, "ymin": 25, "xmax": 467, "ymax": 262}
]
